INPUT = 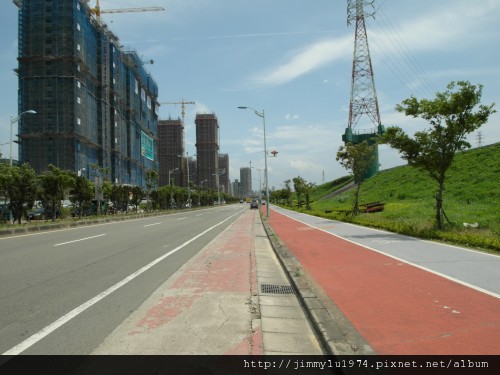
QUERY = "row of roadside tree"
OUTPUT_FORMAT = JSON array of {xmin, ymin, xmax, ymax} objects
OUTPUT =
[{"xmin": 0, "ymin": 163, "xmax": 230, "ymax": 224}]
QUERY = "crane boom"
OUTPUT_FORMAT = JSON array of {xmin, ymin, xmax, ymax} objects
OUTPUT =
[
  {"xmin": 159, "ymin": 99, "xmax": 196, "ymax": 124},
  {"xmin": 100, "ymin": 7, "xmax": 165, "ymax": 15},
  {"xmin": 91, "ymin": 1, "xmax": 165, "ymax": 20}
]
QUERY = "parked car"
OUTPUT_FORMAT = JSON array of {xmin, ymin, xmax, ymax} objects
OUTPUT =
[
  {"xmin": 0, "ymin": 204, "xmax": 11, "ymax": 221},
  {"xmin": 27, "ymin": 207, "xmax": 45, "ymax": 220},
  {"xmin": 44, "ymin": 207, "xmax": 61, "ymax": 220},
  {"xmin": 250, "ymin": 199, "xmax": 259, "ymax": 209}
]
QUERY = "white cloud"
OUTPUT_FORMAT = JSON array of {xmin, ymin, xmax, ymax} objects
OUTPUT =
[{"xmin": 250, "ymin": 36, "xmax": 352, "ymax": 87}]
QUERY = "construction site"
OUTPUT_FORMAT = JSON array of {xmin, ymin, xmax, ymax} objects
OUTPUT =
[{"xmin": 14, "ymin": 0, "xmax": 162, "ymax": 187}]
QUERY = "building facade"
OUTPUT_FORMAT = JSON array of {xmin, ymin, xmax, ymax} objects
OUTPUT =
[
  {"xmin": 218, "ymin": 153, "xmax": 229, "ymax": 194},
  {"xmin": 15, "ymin": 0, "xmax": 158, "ymax": 187},
  {"xmin": 158, "ymin": 118, "xmax": 183, "ymax": 187},
  {"xmin": 195, "ymin": 113, "xmax": 219, "ymax": 191},
  {"xmin": 240, "ymin": 167, "xmax": 252, "ymax": 198}
]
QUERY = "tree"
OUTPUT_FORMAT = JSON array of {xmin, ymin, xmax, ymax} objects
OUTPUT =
[
  {"xmin": 69, "ymin": 175, "xmax": 94, "ymax": 218},
  {"xmin": 385, "ymin": 81, "xmax": 496, "ymax": 229},
  {"xmin": 292, "ymin": 176, "xmax": 314, "ymax": 210},
  {"xmin": 145, "ymin": 169, "xmax": 159, "ymax": 211},
  {"xmin": 38, "ymin": 165, "xmax": 75, "ymax": 221},
  {"xmin": 109, "ymin": 185, "xmax": 129, "ymax": 213},
  {"xmin": 5, "ymin": 163, "xmax": 38, "ymax": 224},
  {"xmin": 336, "ymin": 141, "xmax": 377, "ymax": 215},
  {"xmin": 0, "ymin": 163, "xmax": 10, "ymax": 204},
  {"xmin": 292, "ymin": 176, "xmax": 306, "ymax": 208},
  {"xmin": 130, "ymin": 186, "xmax": 144, "ymax": 211}
]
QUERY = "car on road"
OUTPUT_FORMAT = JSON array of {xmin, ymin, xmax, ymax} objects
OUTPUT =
[{"xmin": 250, "ymin": 199, "xmax": 259, "ymax": 209}]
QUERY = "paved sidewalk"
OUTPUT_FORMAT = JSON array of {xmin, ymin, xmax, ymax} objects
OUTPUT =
[{"xmin": 92, "ymin": 209, "xmax": 323, "ymax": 355}]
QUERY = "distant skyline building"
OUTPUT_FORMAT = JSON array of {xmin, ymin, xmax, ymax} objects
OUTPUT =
[
  {"xmin": 195, "ymin": 113, "xmax": 219, "ymax": 191},
  {"xmin": 218, "ymin": 153, "xmax": 229, "ymax": 194},
  {"xmin": 158, "ymin": 118, "xmax": 183, "ymax": 187},
  {"xmin": 240, "ymin": 167, "xmax": 252, "ymax": 198},
  {"xmin": 232, "ymin": 179, "xmax": 241, "ymax": 198},
  {"xmin": 15, "ymin": 0, "xmax": 159, "ymax": 186}
]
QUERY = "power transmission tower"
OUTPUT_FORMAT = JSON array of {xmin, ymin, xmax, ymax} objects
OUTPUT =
[
  {"xmin": 476, "ymin": 131, "xmax": 483, "ymax": 148},
  {"xmin": 342, "ymin": 0, "xmax": 385, "ymax": 178}
]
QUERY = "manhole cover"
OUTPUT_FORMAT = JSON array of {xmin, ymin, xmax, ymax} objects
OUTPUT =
[{"xmin": 260, "ymin": 284, "xmax": 295, "ymax": 295}]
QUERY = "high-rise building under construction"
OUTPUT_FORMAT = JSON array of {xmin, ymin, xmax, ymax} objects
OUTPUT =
[
  {"xmin": 158, "ymin": 118, "xmax": 183, "ymax": 187},
  {"xmin": 15, "ymin": 0, "xmax": 159, "ymax": 186},
  {"xmin": 195, "ymin": 113, "xmax": 219, "ymax": 191}
]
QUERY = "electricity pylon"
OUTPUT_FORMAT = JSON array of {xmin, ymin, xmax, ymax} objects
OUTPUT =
[{"xmin": 343, "ymin": 0, "xmax": 385, "ymax": 178}]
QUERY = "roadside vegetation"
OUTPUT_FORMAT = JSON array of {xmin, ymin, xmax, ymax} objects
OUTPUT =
[
  {"xmin": 273, "ymin": 81, "xmax": 497, "ymax": 253},
  {"xmin": 0, "ymin": 163, "xmax": 232, "ymax": 229},
  {"xmin": 276, "ymin": 143, "xmax": 499, "ymax": 253}
]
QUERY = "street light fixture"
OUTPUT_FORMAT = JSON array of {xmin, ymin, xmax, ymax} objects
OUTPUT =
[
  {"xmin": 178, "ymin": 152, "xmax": 191, "ymax": 208},
  {"xmin": 10, "ymin": 109, "xmax": 36, "ymax": 166},
  {"xmin": 238, "ymin": 106, "xmax": 270, "ymax": 218}
]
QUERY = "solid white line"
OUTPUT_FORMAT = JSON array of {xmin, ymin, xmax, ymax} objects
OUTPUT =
[
  {"xmin": 54, "ymin": 234, "xmax": 106, "ymax": 247},
  {"xmin": 3, "ymin": 210, "xmax": 242, "ymax": 355},
  {"xmin": 143, "ymin": 222, "xmax": 162, "ymax": 227},
  {"xmin": 272, "ymin": 207, "xmax": 500, "ymax": 299}
]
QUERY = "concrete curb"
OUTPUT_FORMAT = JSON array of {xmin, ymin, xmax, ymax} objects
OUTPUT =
[{"xmin": 261, "ymin": 214, "xmax": 375, "ymax": 356}]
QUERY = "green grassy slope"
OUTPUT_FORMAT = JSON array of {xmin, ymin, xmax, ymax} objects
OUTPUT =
[{"xmin": 295, "ymin": 143, "xmax": 500, "ymax": 252}]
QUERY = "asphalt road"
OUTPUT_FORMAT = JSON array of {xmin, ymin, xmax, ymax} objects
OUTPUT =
[{"xmin": 0, "ymin": 205, "xmax": 247, "ymax": 355}]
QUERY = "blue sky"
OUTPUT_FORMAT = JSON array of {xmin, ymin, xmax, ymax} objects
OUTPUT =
[{"xmin": 1, "ymin": 0, "xmax": 499, "ymax": 190}]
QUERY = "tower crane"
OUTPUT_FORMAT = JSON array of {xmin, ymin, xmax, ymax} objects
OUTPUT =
[
  {"xmin": 91, "ymin": 0, "xmax": 165, "ymax": 22},
  {"xmin": 159, "ymin": 99, "xmax": 196, "ymax": 126}
]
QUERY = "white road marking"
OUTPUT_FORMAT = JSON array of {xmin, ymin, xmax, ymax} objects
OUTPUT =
[
  {"xmin": 177, "ymin": 217, "xmax": 187, "ymax": 221},
  {"xmin": 143, "ymin": 222, "xmax": 162, "ymax": 227},
  {"xmin": 3, "ymin": 210, "xmax": 242, "ymax": 355},
  {"xmin": 54, "ymin": 234, "xmax": 106, "ymax": 247}
]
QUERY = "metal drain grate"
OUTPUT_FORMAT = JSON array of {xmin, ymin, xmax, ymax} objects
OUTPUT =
[{"xmin": 260, "ymin": 284, "xmax": 295, "ymax": 295}]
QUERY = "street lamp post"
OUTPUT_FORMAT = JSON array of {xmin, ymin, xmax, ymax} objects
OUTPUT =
[
  {"xmin": 169, "ymin": 167, "xmax": 178, "ymax": 208},
  {"xmin": 212, "ymin": 173, "xmax": 221, "ymax": 206},
  {"xmin": 238, "ymin": 106, "xmax": 270, "ymax": 218},
  {"xmin": 10, "ymin": 110, "xmax": 36, "ymax": 166},
  {"xmin": 178, "ymin": 152, "xmax": 191, "ymax": 208},
  {"xmin": 199, "ymin": 179, "xmax": 207, "ymax": 206}
]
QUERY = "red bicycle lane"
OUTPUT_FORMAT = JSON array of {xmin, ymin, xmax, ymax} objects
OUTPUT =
[{"xmin": 267, "ymin": 208, "xmax": 500, "ymax": 355}]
